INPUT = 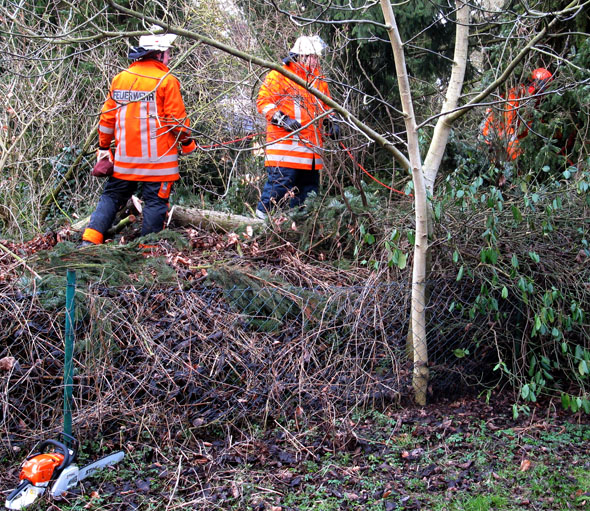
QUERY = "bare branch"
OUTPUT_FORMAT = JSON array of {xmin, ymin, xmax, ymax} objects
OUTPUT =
[{"xmin": 107, "ymin": 0, "xmax": 411, "ymax": 172}]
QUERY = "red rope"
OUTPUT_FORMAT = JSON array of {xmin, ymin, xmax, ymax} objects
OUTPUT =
[
  {"xmin": 198, "ymin": 133, "xmax": 259, "ymax": 149},
  {"xmin": 339, "ymin": 142, "xmax": 411, "ymax": 198},
  {"xmin": 197, "ymin": 133, "xmax": 412, "ymax": 199}
]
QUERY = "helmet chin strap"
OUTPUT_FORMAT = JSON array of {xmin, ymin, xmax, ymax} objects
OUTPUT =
[
  {"xmin": 297, "ymin": 54, "xmax": 320, "ymax": 73},
  {"xmin": 149, "ymin": 50, "xmax": 170, "ymax": 65}
]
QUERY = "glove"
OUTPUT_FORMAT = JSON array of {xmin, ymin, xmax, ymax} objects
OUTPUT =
[
  {"xmin": 93, "ymin": 147, "xmax": 114, "ymax": 177},
  {"xmin": 323, "ymin": 118, "xmax": 341, "ymax": 140},
  {"xmin": 181, "ymin": 139, "xmax": 197, "ymax": 155},
  {"xmin": 271, "ymin": 111, "xmax": 301, "ymax": 132},
  {"xmin": 96, "ymin": 147, "xmax": 113, "ymax": 162}
]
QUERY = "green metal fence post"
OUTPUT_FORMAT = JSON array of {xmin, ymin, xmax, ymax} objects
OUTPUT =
[{"xmin": 64, "ymin": 269, "xmax": 76, "ymax": 445}]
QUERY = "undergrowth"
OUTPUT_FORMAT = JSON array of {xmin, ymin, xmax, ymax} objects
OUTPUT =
[{"xmin": 434, "ymin": 164, "xmax": 590, "ymax": 415}]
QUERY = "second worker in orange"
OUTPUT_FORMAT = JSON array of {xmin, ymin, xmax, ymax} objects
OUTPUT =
[{"xmin": 256, "ymin": 35, "xmax": 340, "ymax": 219}]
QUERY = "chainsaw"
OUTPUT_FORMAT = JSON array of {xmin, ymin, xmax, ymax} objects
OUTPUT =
[{"xmin": 5, "ymin": 434, "xmax": 124, "ymax": 510}]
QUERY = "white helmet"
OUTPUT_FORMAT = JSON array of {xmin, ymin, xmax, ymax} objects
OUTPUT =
[
  {"xmin": 139, "ymin": 25, "xmax": 177, "ymax": 51},
  {"xmin": 290, "ymin": 35, "xmax": 326, "ymax": 56}
]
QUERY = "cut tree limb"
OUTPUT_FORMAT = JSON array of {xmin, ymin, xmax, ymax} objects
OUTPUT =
[
  {"xmin": 168, "ymin": 206, "xmax": 264, "ymax": 231},
  {"xmin": 71, "ymin": 206, "xmax": 264, "ymax": 233},
  {"xmin": 71, "ymin": 214, "xmax": 135, "ymax": 235}
]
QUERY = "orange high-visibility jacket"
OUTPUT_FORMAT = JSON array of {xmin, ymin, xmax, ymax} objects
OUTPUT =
[
  {"xmin": 98, "ymin": 59, "xmax": 192, "ymax": 182},
  {"xmin": 482, "ymin": 84, "xmax": 535, "ymax": 160},
  {"xmin": 257, "ymin": 62, "xmax": 331, "ymax": 170}
]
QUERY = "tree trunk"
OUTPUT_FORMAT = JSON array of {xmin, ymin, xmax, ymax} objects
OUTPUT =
[
  {"xmin": 380, "ymin": 0, "xmax": 429, "ymax": 405},
  {"xmin": 423, "ymin": 1, "xmax": 470, "ymax": 195},
  {"xmin": 412, "ymin": 1, "xmax": 471, "ymax": 400}
]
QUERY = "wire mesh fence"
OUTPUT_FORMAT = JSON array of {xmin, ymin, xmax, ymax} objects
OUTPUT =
[{"xmin": 0, "ymin": 267, "xmax": 529, "ymax": 447}]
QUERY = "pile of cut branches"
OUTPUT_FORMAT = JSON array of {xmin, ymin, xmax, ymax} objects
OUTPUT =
[{"xmin": 0, "ymin": 229, "xmax": 412, "ymax": 454}]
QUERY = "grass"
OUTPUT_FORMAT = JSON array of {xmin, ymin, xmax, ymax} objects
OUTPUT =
[{"xmin": 2, "ymin": 397, "xmax": 589, "ymax": 510}]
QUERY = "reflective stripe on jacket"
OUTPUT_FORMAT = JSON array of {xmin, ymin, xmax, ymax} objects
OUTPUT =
[
  {"xmin": 257, "ymin": 62, "xmax": 331, "ymax": 170},
  {"xmin": 98, "ymin": 59, "xmax": 192, "ymax": 182}
]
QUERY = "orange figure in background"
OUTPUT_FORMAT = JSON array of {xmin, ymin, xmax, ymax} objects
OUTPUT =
[{"xmin": 481, "ymin": 68, "xmax": 552, "ymax": 162}]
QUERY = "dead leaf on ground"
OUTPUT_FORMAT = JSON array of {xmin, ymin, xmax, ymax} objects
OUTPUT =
[
  {"xmin": 135, "ymin": 479, "xmax": 150, "ymax": 492},
  {"xmin": 520, "ymin": 458, "xmax": 532, "ymax": 472},
  {"xmin": 401, "ymin": 448, "xmax": 424, "ymax": 461},
  {"xmin": 83, "ymin": 491, "xmax": 100, "ymax": 508},
  {"xmin": 440, "ymin": 418, "xmax": 452, "ymax": 429}
]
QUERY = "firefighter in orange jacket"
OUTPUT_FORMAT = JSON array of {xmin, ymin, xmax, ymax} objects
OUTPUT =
[
  {"xmin": 481, "ymin": 68, "xmax": 552, "ymax": 162},
  {"xmin": 82, "ymin": 26, "xmax": 196, "ymax": 245},
  {"xmin": 256, "ymin": 35, "xmax": 339, "ymax": 218}
]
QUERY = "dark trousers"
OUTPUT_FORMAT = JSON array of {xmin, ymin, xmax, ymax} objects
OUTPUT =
[
  {"xmin": 87, "ymin": 177, "xmax": 172, "ymax": 237},
  {"xmin": 257, "ymin": 165, "xmax": 319, "ymax": 213}
]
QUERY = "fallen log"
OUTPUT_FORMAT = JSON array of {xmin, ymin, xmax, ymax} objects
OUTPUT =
[
  {"xmin": 71, "ymin": 215, "xmax": 91, "ymax": 231},
  {"xmin": 168, "ymin": 205, "xmax": 264, "ymax": 232},
  {"xmin": 71, "ymin": 196, "xmax": 143, "ymax": 232},
  {"xmin": 72, "ymin": 205, "xmax": 264, "ymax": 233}
]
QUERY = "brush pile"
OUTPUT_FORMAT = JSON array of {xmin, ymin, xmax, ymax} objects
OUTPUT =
[
  {"xmin": 0, "ymin": 221, "xmax": 507, "ymax": 458},
  {"xmin": 0, "ymin": 228, "xmax": 407, "ymax": 449}
]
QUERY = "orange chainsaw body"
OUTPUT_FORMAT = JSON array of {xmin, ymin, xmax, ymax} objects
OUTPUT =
[{"xmin": 19, "ymin": 453, "xmax": 65, "ymax": 485}]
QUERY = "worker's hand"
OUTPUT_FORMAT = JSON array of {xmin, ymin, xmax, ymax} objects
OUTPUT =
[
  {"xmin": 323, "ymin": 118, "xmax": 341, "ymax": 140},
  {"xmin": 181, "ymin": 139, "xmax": 197, "ymax": 155},
  {"xmin": 271, "ymin": 111, "xmax": 301, "ymax": 132},
  {"xmin": 96, "ymin": 148, "xmax": 113, "ymax": 162}
]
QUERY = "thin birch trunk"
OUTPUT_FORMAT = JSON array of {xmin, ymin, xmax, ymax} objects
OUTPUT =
[
  {"xmin": 423, "ymin": 1, "xmax": 470, "ymax": 195},
  {"xmin": 379, "ymin": 0, "xmax": 429, "ymax": 405}
]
